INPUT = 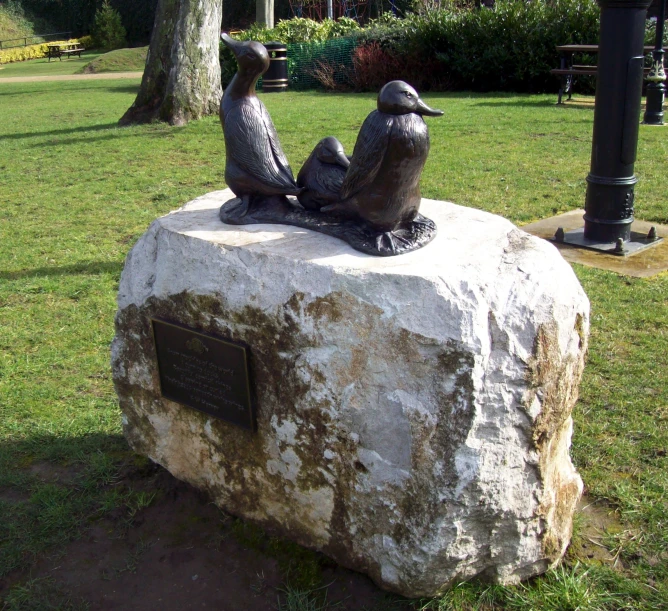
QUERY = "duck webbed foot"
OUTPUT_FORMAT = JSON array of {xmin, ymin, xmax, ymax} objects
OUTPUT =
[
  {"xmin": 367, "ymin": 215, "xmax": 438, "ymax": 256},
  {"xmin": 374, "ymin": 230, "xmax": 412, "ymax": 254}
]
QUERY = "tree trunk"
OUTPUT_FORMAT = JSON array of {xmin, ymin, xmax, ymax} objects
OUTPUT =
[
  {"xmin": 120, "ymin": 0, "xmax": 222, "ymax": 126},
  {"xmin": 256, "ymin": 0, "xmax": 274, "ymax": 28}
]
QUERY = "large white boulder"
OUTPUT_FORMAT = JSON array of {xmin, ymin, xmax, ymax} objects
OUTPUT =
[{"xmin": 112, "ymin": 189, "xmax": 588, "ymax": 598}]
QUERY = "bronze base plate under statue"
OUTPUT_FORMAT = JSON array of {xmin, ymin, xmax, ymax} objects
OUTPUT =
[{"xmin": 219, "ymin": 196, "xmax": 437, "ymax": 257}]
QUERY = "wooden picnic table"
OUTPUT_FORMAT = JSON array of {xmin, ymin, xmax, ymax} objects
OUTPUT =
[
  {"xmin": 552, "ymin": 44, "xmax": 667, "ymax": 104},
  {"xmin": 47, "ymin": 42, "xmax": 85, "ymax": 62}
]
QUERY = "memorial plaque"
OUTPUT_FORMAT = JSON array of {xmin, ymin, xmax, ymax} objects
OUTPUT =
[{"xmin": 151, "ymin": 319, "xmax": 255, "ymax": 430}]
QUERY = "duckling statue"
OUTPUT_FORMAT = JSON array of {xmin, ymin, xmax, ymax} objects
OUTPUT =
[
  {"xmin": 218, "ymin": 33, "xmax": 300, "ymax": 220},
  {"xmin": 297, "ymin": 137, "xmax": 350, "ymax": 211},
  {"xmin": 321, "ymin": 80, "xmax": 443, "ymax": 253}
]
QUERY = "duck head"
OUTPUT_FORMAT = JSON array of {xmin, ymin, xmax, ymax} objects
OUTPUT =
[
  {"xmin": 315, "ymin": 137, "xmax": 350, "ymax": 168},
  {"xmin": 377, "ymin": 81, "xmax": 444, "ymax": 117},
  {"xmin": 222, "ymin": 33, "xmax": 270, "ymax": 79}
]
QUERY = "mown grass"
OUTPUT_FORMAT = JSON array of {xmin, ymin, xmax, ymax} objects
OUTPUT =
[
  {"xmin": 0, "ymin": 52, "xmax": 104, "ymax": 78},
  {"xmin": 0, "ymin": 79, "xmax": 666, "ymax": 609},
  {"xmin": 79, "ymin": 46, "xmax": 147, "ymax": 74}
]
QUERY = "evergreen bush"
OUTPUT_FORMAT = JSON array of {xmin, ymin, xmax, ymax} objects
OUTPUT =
[
  {"xmin": 359, "ymin": 0, "xmax": 601, "ymax": 92},
  {"xmin": 92, "ymin": 1, "xmax": 127, "ymax": 51},
  {"xmin": 222, "ymin": 2, "xmax": 601, "ymax": 93}
]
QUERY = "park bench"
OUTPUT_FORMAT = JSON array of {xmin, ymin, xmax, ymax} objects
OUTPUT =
[
  {"xmin": 551, "ymin": 44, "xmax": 665, "ymax": 104},
  {"xmin": 47, "ymin": 43, "xmax": 85, "ymax": 61}
]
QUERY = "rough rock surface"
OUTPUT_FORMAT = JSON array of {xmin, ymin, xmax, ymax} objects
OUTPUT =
[{"xmin": 112, "ymin": 189, "xmax": 588, "ymax": 598}]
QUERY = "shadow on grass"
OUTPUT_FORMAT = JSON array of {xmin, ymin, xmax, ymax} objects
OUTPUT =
[
  {"xmin": 0, "ymin": 122, "xmax": 120, "ymax": 141},
  {"xmin": 0, "ymin": 432, "xmax": 128, "ymax": 469},
  {"xmin": 0, "ymin": 87, "xmax": 60, "ymax": 97},
  {"xmin": 0, "ymin": 260, "xmax": 123, "ymax": 281},
  {"xmin": 104, "ymin": 84, "xmax": 141, "ymax": 94},
  {"xmin": 26, "ymin": 132, "xmax": 136, "ymax": 147},
  {"xmin": 553, "ymin": 102, "xmax": 597, "ymax": 111},
  {"xmin": 0, "ymin": 82, "xmax": 139, "ymax": 99},
  {"xmin": 472, "ymin": 98, "xmax": 564, "ymax": 108}
]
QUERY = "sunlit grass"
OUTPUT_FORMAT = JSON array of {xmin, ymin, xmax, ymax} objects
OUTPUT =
[
  {"xmin": 0, "ymin": 51, "xmax": 104, "ymax": 77},
  {"xmin": 0, "ymin": 80, "xmax": 666, "ymax": 609}
]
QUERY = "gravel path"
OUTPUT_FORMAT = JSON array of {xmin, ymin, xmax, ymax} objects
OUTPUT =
[{"xmin": 0, "ymin": 71, "xmax": 143, "ymax": 83}]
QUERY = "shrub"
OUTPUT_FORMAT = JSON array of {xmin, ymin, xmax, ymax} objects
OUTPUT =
[
  {"xmin": 222, "ymin": 0, "xmax": 658, "ymax": 94},
  {"xmin": 76, "ymin": 35, "xmax": 94, "ymax": 50},
  {"xmin": 92, "ymin": 0, "xmax": 127, "ymax": 52},
  {"xmin": 350, "ymin": 42, "xmax": 405, "ymax": 91},
  {"xmin": 366, "ymin": 0, "xmax": 601, "ymax": 92}
]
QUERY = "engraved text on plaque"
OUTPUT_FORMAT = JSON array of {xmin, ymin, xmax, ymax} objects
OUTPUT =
[{"xmin": 151, "ymin": 319, "xmax": 255, "ymax": 430}]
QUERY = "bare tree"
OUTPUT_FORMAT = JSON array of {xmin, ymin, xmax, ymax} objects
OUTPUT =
[{"xmin": 120, "ymin": 0, "xmax": 222, "ymax": 126}]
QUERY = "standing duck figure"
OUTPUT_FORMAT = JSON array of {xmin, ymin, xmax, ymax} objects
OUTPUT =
[
  {"xmin": 219, "ymin": 34, "xmax": 300, "ymax": 218},
  {"xmin": 297, "ymin": 137, "xmax": 350, "ymax": 211},
  {"xmin": 322, "ymin": 80, "xmax": 443, "ymax": 253}
]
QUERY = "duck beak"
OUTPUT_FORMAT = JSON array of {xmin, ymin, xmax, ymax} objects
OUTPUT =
[
  {"xmin": 335, "ymin": 150, "xmax": 351, "ymax": 169},
  {"xmin": 416, "ymin": 97, "xmax": 444, "ymax": 117},
  {"xmin": 221, "ymin": 33, "xmax": 242, "ymax": 57}
]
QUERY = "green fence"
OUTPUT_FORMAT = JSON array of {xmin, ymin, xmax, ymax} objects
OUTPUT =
[{"xmin": 286, "ymin": 35, "xmax": 359, "ymax": 90}]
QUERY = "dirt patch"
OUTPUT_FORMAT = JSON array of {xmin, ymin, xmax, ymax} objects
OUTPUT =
[
  {"xmin": 2, "ymin": 465, "xmax": 411, "ymax": 610},
  {"xmin": 0, "ymin": 488, "xmax": 28, "ymax": 504},
  {"xmin": 568, "ymin": 494, "xmax": 622, "ymax": 566},
  {"xmin": 29, "ymin": 461, "xmax": 79, "ymax": 485}
]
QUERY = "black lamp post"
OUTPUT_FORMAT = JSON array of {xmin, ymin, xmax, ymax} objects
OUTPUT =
[
  {"xmin": 643, "ymin": 0, "xmax": 666, "ymax": 124},
  {"xmin": 554, "ymin": 0, "xmax": 662, "ymax": 255}
]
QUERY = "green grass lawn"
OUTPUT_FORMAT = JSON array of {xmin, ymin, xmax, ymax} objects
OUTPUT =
[
  {"xmin": 0, "ymin": 51, "xmax": 104, "ymax": 78},
  {"xmin": 0, "ymin": 80, "xmax": 666, "ymax": 610},
  {"xmin": 79, "ymin": 46, "xmax": 147, "ymax": 74}
]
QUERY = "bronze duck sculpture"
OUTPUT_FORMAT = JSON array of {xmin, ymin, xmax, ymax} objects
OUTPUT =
[
  {"xmin": 219, "ymin": 34, "xmax": 300, "ymax": 216},
  {"xmin": 322, "ymin": 80, "xmax": 443, "ymax": 252},
  {"xmin": 297, "ymin": 136, "xmax": 350, "ymax": 211}
]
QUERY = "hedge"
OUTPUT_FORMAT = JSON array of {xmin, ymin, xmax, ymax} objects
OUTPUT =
[
  {"xmin": 0, "ymin": 36, "xmax": 91, "ymax": 63},
  {"xmin": 221, "ymin": 2, "xmax": 603, "ymax": 93},
  {"xmin": 357, "ymin": 0, "xmax": 602, "ymax": 92}
]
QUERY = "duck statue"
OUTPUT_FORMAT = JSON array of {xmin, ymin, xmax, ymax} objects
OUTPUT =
[
  {"xmin": 297, "ymin": 137, "xmax": 350, "ymax": 211},
  {"xmin": 218, "ymin": 33, "xmax": 300, "ymax": 219},
  {"xmin": 218, "ymin": 42, "xmax": 442, "ymax": 256},
  {"xmin": 321, "ymin": 80, "xmax": 443, "ymax": 253}
]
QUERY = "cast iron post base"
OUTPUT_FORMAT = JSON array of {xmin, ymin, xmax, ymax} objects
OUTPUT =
[{"xmin": 552, "ymin": 224, "xmax": 662, "ymax": 256}]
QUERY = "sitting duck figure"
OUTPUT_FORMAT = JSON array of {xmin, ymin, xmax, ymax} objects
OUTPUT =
[
  {"xmin": 321, "ymin": 80, "xmax": 443, "ymax": 253},
  {"xmin": 297, "ymin": 137, "xmax": 350, "ymax": 211},
  {"xmin": 218, "ymin": 33, "xmax": 301, "ymax": 219}
]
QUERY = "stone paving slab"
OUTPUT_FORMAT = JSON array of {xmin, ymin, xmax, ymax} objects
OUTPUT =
[{"xmin": 522, "ymin": 210, "xmax": 668, "ymax": 278}]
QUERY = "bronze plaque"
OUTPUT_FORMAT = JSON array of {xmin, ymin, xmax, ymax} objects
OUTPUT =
[{"xmin": 151, "ymin": 319, "xmax": 255, "ymax": 431}]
